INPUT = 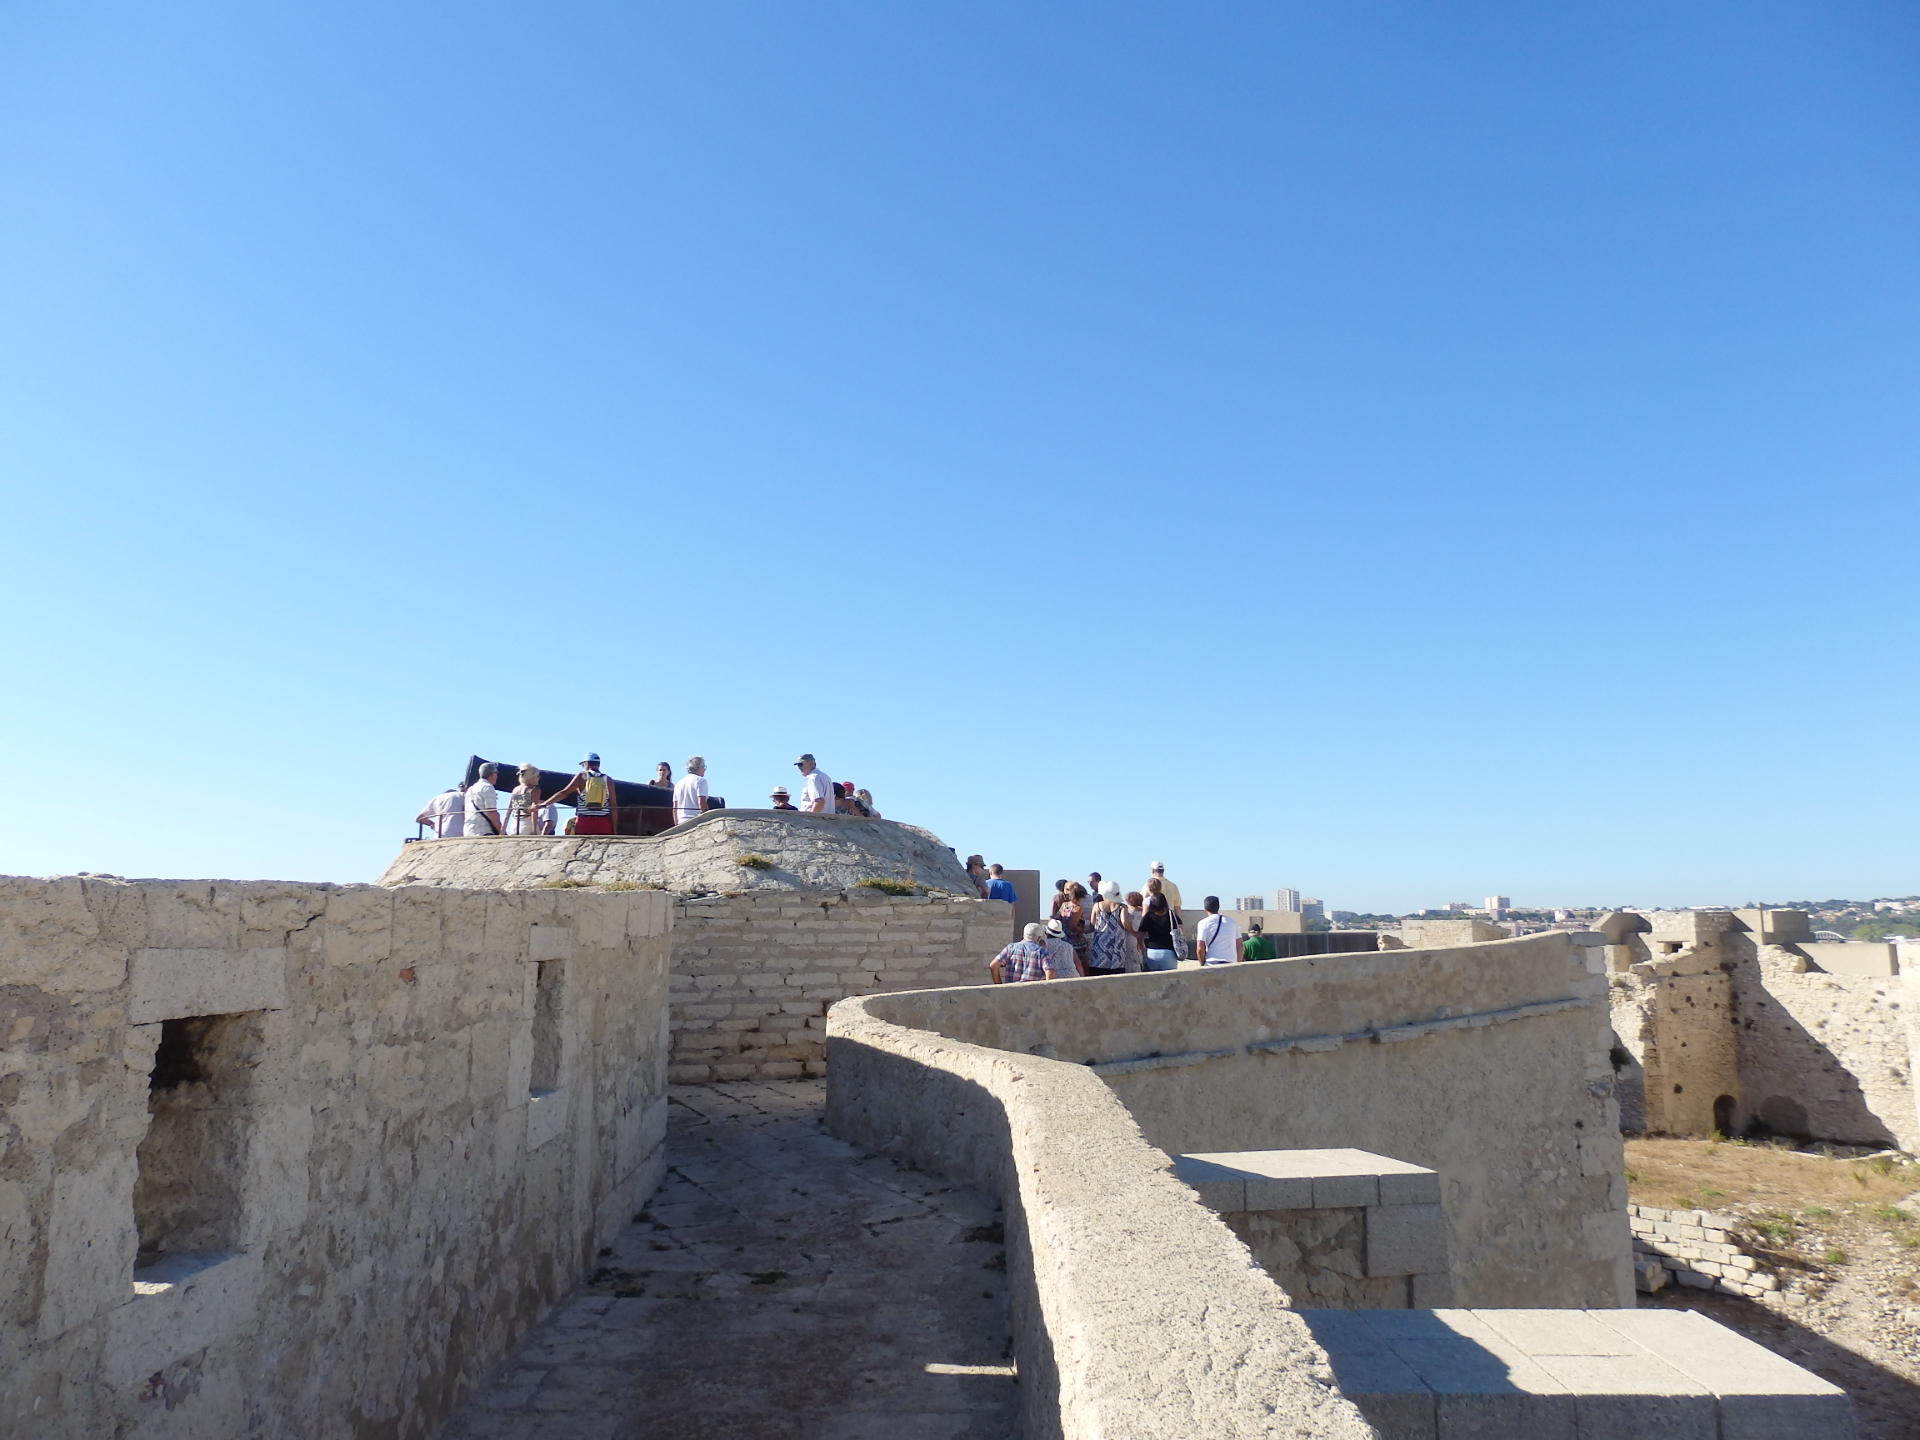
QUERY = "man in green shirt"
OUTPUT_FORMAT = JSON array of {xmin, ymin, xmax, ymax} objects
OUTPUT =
[{"xmin": 1242, "ymin": 921, "xmax": 1278, "ymax": 963}]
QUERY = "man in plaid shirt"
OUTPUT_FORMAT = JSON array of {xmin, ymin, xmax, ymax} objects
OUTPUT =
[{"xmin": 990, "ymin": 923, "xmax": 1057, "ymax": 983}]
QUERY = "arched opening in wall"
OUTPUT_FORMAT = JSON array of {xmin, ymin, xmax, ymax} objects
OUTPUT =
[
  {"xmin": 1752, "ymin": 1095, "xmax": 1812, "ymax": 1142},
  {"xmin": 133, "ymin": 1013, "xmax": 261, "ymax": 1268},
  {"xmin": 1712, "ymin": 1095, "xmax": 1736, "ymax": 1138}
]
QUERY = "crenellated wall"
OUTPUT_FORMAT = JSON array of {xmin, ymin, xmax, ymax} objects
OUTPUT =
[{"xmin": 0, "ymin": 876, "xmax": 671, "ymax": 1440}]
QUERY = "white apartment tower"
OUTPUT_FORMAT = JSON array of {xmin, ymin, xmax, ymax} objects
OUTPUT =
[{"xmin": 1273, "ymin": 889, "xmax": 1302, "ymax": 913}]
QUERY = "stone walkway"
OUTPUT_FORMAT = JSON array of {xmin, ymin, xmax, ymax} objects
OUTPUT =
[{"xmin": 442, "ymin": 1081, "xmax": 1016, "ymax": 1440}]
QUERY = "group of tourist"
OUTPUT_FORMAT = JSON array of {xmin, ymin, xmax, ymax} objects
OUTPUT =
[
  {"xmin": 414, "ymin": 751, "xmax": 882, "ymax": 839},
  {"xmin": 986, "ymin": 862, "xmax": 1277, "ymax": 983}
]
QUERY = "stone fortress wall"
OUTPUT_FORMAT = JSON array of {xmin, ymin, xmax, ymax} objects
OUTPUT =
[
  {"xmin": 380, "ymin": 813, "xmax": 1014, "ymax": 1083},
  {"xmin": 0, "ymin": 876, "xmax": 671, "ymax": 1440},
  {"xmin": 1606, "ymin": 907, "xmax": 1920, "ymax": 1148},
  {"xmin": 855, "ymin": 928, "xmax": 1634, "ymax": 1309},
  {"xmin": 827, "ymin": 931, "xmax": 1854, "ymax": 1439}
]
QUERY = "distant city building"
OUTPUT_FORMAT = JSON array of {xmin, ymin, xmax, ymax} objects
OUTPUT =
[
  {"xmin": 1553, "ymin": 909, "xmax": 1571, "ymax": 923},
  {"xmin": 1274, "ymin": 889, "xmax": 1301, "ymax": 913},
  {"xmin": 1446, "ymin": 902, "xmax": 1470, "ymax": 913},
  {"xmin": 1486, "ymin": 895, "xmax": 1511, "ymax": 913},
  {"xmin": 1302, "ymin": 897, "xmax": 1325, "ymax": 921},
  {"xmin": 1235, "ymin": 896, "xmax": 1265, "ymax": 912},
  {"xmin": 1330, "ymin": 910, "xmax": 1357, "ymax": 923}
]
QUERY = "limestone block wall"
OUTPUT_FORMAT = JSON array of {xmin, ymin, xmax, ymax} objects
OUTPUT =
[
  {"xmin": 1629, "ymin": 1204, "xmax": 1779, "ymax": 1300},
  {"xmin": 666, "ymin": 889, "xmax": 1008, "ymax": 1083},
  {"xmin": 859, "ymin": 931, "xmax": 1633, "ymax": 1309},
  {"xmin": 1605, "ymin": 906, "xmax": 1920, "ymax": 1148},
  {"xmin": 1733, "ymin": 950, "xmax": 1918, "ymax": 1149},
  {"xmin": 1608, "ymin": 961, "xmax": 1740, "ymax": 1137},
  {"xmin": 0, "ymin": 876, "xmax": 670, "ymax": 1440}
]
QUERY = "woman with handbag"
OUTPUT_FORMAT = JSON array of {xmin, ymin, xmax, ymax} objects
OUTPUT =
[{"xmin": 1137, "ymin": 888, "xmax": 1180, "ymax": 972}]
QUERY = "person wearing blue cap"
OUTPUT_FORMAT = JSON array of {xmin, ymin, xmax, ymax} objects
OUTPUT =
[{"xmin": 544, "ymin": 753, "xmax": 618, "ymax": 835}]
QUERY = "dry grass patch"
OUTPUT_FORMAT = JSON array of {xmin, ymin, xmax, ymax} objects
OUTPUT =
[{"xmin": 1625, "ymin": 1137, "xmax": 1912, "ymax": 1217}]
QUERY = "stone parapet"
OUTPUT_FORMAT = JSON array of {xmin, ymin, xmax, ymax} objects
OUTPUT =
[
  {"xmin": 862, "ymin": 931, "xmax": 1633, "ymax": 1308},
  {"xmin": 824, "ymin": 993, "xmax": 1380, "ymax": 1440}
]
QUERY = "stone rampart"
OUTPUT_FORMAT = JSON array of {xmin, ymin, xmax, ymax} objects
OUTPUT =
[
  {"xmin": 668, "ymin": 888, "xmax": 1005, "ymax": 1083},
  {"xmin": 378, "ymin": 811, "xmax": 977, "ymax": 896},
  {"xmin": 855, "ymin": 932, "xmax": 1633, "ymax": 1309},
  {"xmin": 0, "ymin": 876, "xmax": 670, "ymax": 1440},
  {"xmin": 824, "ymin": 995, "xmax": 1379, "ymax": 1440},
  {"xmin": 375, "ymin": 823, "xmax": 1011, "ymax": 1084}
]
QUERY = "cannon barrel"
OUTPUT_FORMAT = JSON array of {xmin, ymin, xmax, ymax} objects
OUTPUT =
[{"xmin": 462, "ymin": 756, "xmax": 682, "ymax": 835}]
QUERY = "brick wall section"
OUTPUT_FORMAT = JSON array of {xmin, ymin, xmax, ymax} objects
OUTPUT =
[{"xmin": 667, "ymin": 889, "xmax": 1012, "ymax": 1083}]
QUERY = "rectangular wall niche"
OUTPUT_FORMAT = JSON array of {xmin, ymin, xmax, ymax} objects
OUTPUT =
[
  {"xmin": 531, "ymin": 961, "xmax": 565, "ymax": 1097},
  {"xmin": 133, "ymin": 1013, "xmax": 260, "ymax": 1266}
]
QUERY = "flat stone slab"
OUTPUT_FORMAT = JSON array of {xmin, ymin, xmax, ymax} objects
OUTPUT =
[
  {"xmin": 1176, "ymin": 1148, "xmax": 1441, "ymax": 1210},
  {"xmin": 1303, "ymin": 1306, "xmax": 1856, "ymax": 1440},
  {"xmin": 442, "ymin": 1080, "xmax": 1014, "ymax": 1440}
]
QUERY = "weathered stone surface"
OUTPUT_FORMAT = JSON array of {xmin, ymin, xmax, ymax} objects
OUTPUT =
[
  {"xmin": 666, "ymin": 891, "xmax": 1001, "ymax": 1081},
  {"xmin": 443, "ymin": 1081, "xmax": 1016, "ymax": 1440},
  {"xmin": 861, "ymin": 931, "xmax": 1634, "ymax": 1309},
  {"xmin": 377, "ymin": 811, "xmax": 978, "ymax": 896},
  {"xmin": 0, "ymin": 876, "xmax": 671, "ymax": 1440},
  {"xmin": 1608, "ymin": 906, "xmax": 1920, "ymax": 1149},
  {"xmin": 826, "ymin": 990, "xmax": 1380, "ymax": 1440}
]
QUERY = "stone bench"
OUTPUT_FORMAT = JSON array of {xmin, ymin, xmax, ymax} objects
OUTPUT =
[
  {"xmin": 1174, "ymin": 1148, "xmax": 1452, "ymax": 1308},
  {"xmin": 1302, "ymin": 1306, "xmax": 1853, "ymax": 1439}
]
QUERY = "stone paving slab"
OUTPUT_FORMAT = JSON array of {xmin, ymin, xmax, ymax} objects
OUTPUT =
[
  {"xmin": 1304, "ymin": 1306, "xmax": 1857, "ymax": 1440},
  {"xmin": 442, "ymin": 1081, "xmax": 1015, "ymax": 1440}
]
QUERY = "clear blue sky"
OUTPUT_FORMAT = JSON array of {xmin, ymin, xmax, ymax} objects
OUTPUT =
[{"xmin": 3, "ymin": 1, "xmax": 1916, "ymax": 913}]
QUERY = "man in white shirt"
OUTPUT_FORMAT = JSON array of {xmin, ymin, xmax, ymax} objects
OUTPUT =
[
  {"xmin": 1145, "ymin": 861, "xmax": 1183, "ymax": 911},
  {"xmin": 463, "ymin": 764, "xmax": 503, "ymax": 837},
  {"xmin": 415, "ymin": 786, "xmax": 465, "ymax": 839},
  {"xmin": 794, "ymin": 753, "xmax": 836, "ymax": 814},
  {"xmin": 672, "ymin": 756, "xmax": 712, "ymax": 827},
  {"xmin": 1196, "ymin": 896, "xmax": 1240, "ymax": 966}
]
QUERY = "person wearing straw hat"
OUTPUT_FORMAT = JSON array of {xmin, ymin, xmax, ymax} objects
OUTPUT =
[{"xmin": 769, "ymin": 787, "xmax": 798, "ymax": 811}]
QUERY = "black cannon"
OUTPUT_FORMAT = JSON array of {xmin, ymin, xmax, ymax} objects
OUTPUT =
[{"xmin": 462, "ymin": 756, "xmax": 701, "ymax": 836}]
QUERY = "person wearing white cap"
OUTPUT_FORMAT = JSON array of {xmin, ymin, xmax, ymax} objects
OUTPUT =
[
  {"xmin": 545, "ymin": 753, "xmax": 619, "ymax": 835},
  {"xmin": 1143, "ymin": 861, "xmax": 1182, "ymax": 912},
  {"xmin": 1043, "ymin": 918, "xmax": 1087, "ymax": 978},
  {"xmin": 794, "ymin": 753, "xmax": 836, "ymax": 814}
]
